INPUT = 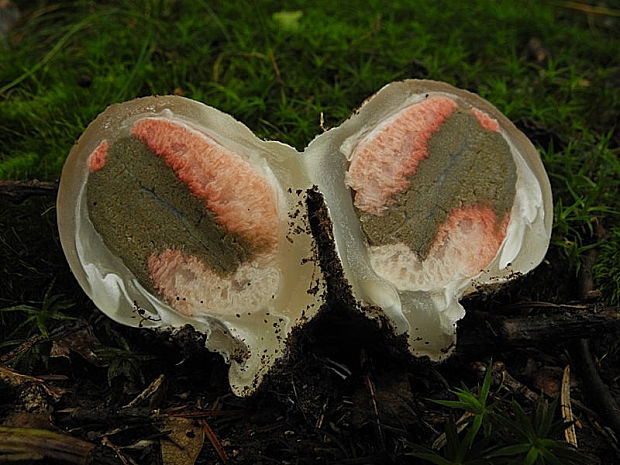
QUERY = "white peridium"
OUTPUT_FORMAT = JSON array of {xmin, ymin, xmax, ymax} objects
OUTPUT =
[
  {"xmin": 304, "ymin": 79, "xmax": 552, "ymax": 360},
  {"xmin": 58, "ymin": 96, "xmax": 325, "ymax": 396}
]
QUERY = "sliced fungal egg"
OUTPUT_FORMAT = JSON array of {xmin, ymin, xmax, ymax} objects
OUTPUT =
[
  {"xmin": 59, "ymin": 81, "xmax": 553, "ymax": 393},
  {"xmin": 304, "ymin": 80, "xmax": 552, "ymax": 359},
  {"xmin": 57, "ymin": 96, "xmax": 325, "ymax": 396}
]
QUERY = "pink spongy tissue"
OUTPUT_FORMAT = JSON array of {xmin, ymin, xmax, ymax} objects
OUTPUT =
[
  {"xmin": 470, "ymin": 107, "xmax": 500, "ymax": 132},
  {"xmin": 344, "ymin": 96, "xmax": 458, "ymax": 215},
  {"xmin": 131, "ymin": 118, "xmax": 279, "ymax": 250},
  {"xmin": 87, "ymin": 140, "xmax": 109, "ymax": 172},
  {"xmin": 147, "ymin": 249, "xmax": 280, "ymax": 318},
  {"xmin": 131, "ymin": 117, "xmax": 281, "ymax": 317},
  {"xmin": 369, "ymin": 206, "xmax": 510, "ymax": 292}
]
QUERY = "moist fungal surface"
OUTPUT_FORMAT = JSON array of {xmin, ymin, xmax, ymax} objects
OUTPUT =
[
  {"xmin": 86, "ymin": 118, "xmax": 281, "ymax": 316},
  {"xmin": 345, "ymin": 96, "xmax": 517, "ymax": 286},
  {"xmin": 59, "ymin": 83, "xmax": 551, "ymax": 390}
]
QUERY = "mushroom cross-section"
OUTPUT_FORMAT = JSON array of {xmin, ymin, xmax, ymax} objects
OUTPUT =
[
  {"xmin": 304, "ymin": 80, "xmax": 552, "ymax": 359},
  {"xmin": 58, "ymin": 80, "xmax": 552, "ymax": 394},
  {"xmin": 57, "ymin": 96, "xmax": 325, "ymax": 396}
]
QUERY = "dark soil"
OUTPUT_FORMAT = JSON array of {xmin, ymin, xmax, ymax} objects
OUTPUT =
[{"xmin": 1, "ymin": 191, "xmax": 619, "ymax": 465}]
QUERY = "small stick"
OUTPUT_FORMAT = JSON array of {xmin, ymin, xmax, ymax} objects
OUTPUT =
[
  {"xmin": 0, "ymin": 426, "xmax": 96, "ymax": 464},
  {"xmin": 269, "ymin": 49, "xmax": 282, "ymax": 82},
  {"xmin": 0, "ymin": 363, "xmax": 67, "ymax": 403},
  {"xmin": 432, "ymin": 412, "xmax": 472, "ymax": 450},
  {"xmin": 315, "ymin": 399, "xmax": 328, "ymax": 429},
  {"xmin": 198, "ymin": 419, "xmax": 229, "ymax": 465},
  {"xmin": 561, "ymin": 365, "xmax": 578, "ymax": 447},
  {"xmin": 364, "ymin": 374, "xmax": 385, "ymax": 450},
  {"xmin": 574, "ymin": 339, "xmax": 620, "ymax": 438},
  {"xmin": 493, "ymin": 361, "xmax": 539, "ymax": 403},
  {"xmin": 101, "ymin": 436, "xmax": 138, "ymax": 465},
  {"xmin": 0, "ymin": 180, "xmax": 58, "ymax": 202},
  {"xmin": 123, "ymin": 374, "xmax": 166, "ymax": 409},
  {"xmin": 505, "ymin": 301, "xmax": 587, "ymax": 310},
  {"xmin": 0, "ymin": 333, "xmax": 47, "ymax": 364},
  {"xmin": 550, "ymin": 0, "xmax": 620, "ymax": 17}
]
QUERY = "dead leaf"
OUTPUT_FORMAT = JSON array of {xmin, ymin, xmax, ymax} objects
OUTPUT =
[
  {"xmin": 50, "ymin": 323, "xmax": 102, "ymax": 365},
  {"xmin": 561, "ymin": 365, "xmax": 578, "ymax": 447},
  {"xmin": 161, "ymin": 416, "xmax": 204, "ymax": 465},
  {"xmin": 124, "ymin": 374, "xmax": 167, "ymax": 409}
]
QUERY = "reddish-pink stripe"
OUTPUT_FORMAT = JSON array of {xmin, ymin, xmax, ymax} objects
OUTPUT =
[
  {"xmin": 87, "ymin": 140, "xmax": 109, "ymax": 172},
  {"xmin": 346, "ymin": 96, "xmax": 458, "ymax": 215},
  {"xmin": 132, "ymin": 118, "xmax": 278, "ymax": 250},
  {"xmin": 470, "ymin": 107, "xmax": 500, "ymax": 132}
]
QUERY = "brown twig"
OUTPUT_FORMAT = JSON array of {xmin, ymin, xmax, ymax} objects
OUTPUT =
[
  {"xmin": 0, "ymin": 363, "xmax": 68, "ymax": 404},
  {"xmin": 198, "ymin": 419, "xmax": 229, "ymax": 465},
  {"xmin": 269, "ymin": 49, "xmax": 282, "ymax": 82},
  {"xmin": 0, "ymin": 426, "xmax": 96, "ymax": 464},
  {"xmin": 573, "ymin": 339, "xmax": 620, "ymax": 438},
  {"xmin": 492, "ymin": 361, "xmax": 539, "ymax": 403},
  {"xmin": 123, "ymin": 374, "xmax": 166, "ymax": 409},
  {"xmin": 547, "ymin": 0, "xmax": 620, "ymax": 17},
  {"xmin": 101, "ymin": 436, "xmax": 138, "ymax": 465},
  {"xmin": 0, "ymin": 180, "xmax": 58, "ymax": 203},
  {"xmin": 0, "ymin": 333, "xmax": 47, "ymax": 365},
  {"xmin": 458, "ymin": 305, "xmax": 620, "ymax": 355},
  {"xmin": 364, "ymin": 374, "xmax": 385, "ymax": 450},
  {"xmin": 505, "ymin": 301, "xmax": 587, "ymax": 310}
]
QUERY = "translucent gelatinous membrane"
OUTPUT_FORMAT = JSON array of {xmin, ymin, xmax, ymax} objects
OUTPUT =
[
  {"xmin": 304, "ymin": 80, "xmax": 552, "ymax": 359},
  {"xmin": 58, "ymin": 96, "xmax": 325, "ymax": 396}
]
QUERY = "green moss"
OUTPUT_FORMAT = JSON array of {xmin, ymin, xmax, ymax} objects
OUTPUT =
[
  {"xmin": 594, "ymin": 227, "xmax": 620, "ymax": 305},
  {"xmin": 0, "ymin": 0, "xmax": 618, "ymax": 303}
]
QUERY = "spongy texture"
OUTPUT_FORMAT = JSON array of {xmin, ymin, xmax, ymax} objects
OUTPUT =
[
  {"xmin": 87, "ymin": 136, "xmax": 255, "ymax": 284},
  {"xmin": 368, "ymin": 205, "xmax": 510, "ymax": 291},
  {"xmin": 352, "ymin": 106, "xmax": 516, "ymax": 261},
  {"xmin": 147, "ymin": 249, "xmax": 280, "ymax": 317},
  {"xmin": 344, "ymin": 96, "xmax": 458, "ymax": 215},
  {"xmin": 87, "ymin": 140, "xmax": 109, "ymax": 172},
  {"xmin": 132, "ymin": 118, "xmax": 279, "ymax": 251},
  {"xmin": 470, "ymin": 108, "xmax": 499, "ymax": 132}
]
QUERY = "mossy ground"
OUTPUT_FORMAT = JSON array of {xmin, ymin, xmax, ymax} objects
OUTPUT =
[
  {"xmin": 1, "ymin": 1, "xmax": 619, "ymax": 464},
  {"xmin": 1, "ymin": 0, "xmax": 618, "ymax": 300}
]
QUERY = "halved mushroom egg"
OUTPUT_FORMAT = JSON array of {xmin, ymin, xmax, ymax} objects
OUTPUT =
[
  {"xmin": 304, "ymin": 80, "xmax": 552, "ymax": 360},
  {"xmin": 58, "ymin": 81, "xmax": 552, "ymax": 394},
  {"xmin": 57, "ymin": 96, "xmax": 325, "ymax": 396}
]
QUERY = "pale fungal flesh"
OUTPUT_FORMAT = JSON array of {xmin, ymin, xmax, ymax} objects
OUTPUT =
[
  {"xmin": 57, "ymin": 96, "xmax": 325, "ymax": 396},
  {"xmin": 58, "ymin": 80, "xmax": 552, "ymax": 394},
  {"xmin": 304, "ymin": 79, "xmax": 552, "ymax": 359}
]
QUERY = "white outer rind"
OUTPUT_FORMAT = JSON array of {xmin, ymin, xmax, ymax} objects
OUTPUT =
[
  {"xmin": 57, "ymin": 96, "xmax": 325, "ymax": 396},
  {"xmin": 303, "ymin": 79, "xmax": 553, "ymax": 360}
]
